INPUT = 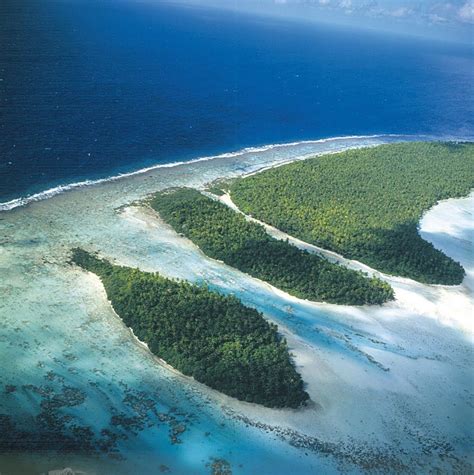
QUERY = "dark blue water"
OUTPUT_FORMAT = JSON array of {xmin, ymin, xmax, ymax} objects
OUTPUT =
[{"xmin": 1, "ymin": 0, "xmax": 473, "ymax": 203}]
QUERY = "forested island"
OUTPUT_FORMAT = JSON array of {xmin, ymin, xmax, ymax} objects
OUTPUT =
[
  {"xmin": 229, "ymin": 142, "xmax": 474, "ymax": 284},
  {"xmin": 150, "ymin": 188, "xmax": 393, "ymax": 305},
  {"xmin": 71, "ymin": 249, "xmax": 309, "ymax": 408}
]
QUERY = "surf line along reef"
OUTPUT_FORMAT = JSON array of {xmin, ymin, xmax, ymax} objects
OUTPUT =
[{"xmin": 71, "ymin": 249, "xmax": 309, "ymax": 409}]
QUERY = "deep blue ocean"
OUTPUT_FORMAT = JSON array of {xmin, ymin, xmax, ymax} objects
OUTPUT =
[{"xmin": 1, "ymin": 0, "xmax": 473, "ymax": 203}]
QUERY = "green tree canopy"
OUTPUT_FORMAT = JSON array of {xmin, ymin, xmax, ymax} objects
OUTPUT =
[
  {"xmin": 150, "ymin": 188, "xmax": 393, "ymax": 305},
  {"xmin": 230, "ymin": 142, "xmax": 473, "ymax": 284},
  {"xmin": 71, "ymin": 249, "xmax": 309, "ymax": 408}
]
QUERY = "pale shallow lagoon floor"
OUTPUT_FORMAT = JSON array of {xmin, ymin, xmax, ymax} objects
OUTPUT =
[{"xmin": 0, "ymin": 135, "xmax": 473, "ymax": 474}]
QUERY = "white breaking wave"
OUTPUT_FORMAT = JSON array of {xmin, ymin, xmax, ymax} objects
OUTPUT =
[{"xmin": 0, "ymin": 133, "xmax": 445, "ymax": 212}]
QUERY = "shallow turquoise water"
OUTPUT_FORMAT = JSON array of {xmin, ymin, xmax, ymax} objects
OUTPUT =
[{"xmin": 0, "ymin": 136, "xmax": 472, "ymax": 474}]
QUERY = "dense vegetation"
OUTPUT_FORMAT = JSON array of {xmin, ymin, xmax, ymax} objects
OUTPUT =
[
  {"xmin": 150, "ymin": 188, "xmax": 393, "ymax": 305},
  {"xmin": 230, "ymin": 142, "xmax": 474, "ymax": 284},
  {"xmin": 71, "ymin": 249, "xmax": 309, "ymax": 408}
]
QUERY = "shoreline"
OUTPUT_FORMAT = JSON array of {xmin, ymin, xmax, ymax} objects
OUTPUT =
[{"xmin": 0, "ymin": 133, "xmax": 441, "ymax": 212}]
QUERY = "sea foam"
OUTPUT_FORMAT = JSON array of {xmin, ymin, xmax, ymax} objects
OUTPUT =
[{"xmin": 0, "ymin": 134, "xmax": 421, "ymax": 212}]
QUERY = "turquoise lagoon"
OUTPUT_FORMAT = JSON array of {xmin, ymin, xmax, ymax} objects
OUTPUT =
[{"xmin": 0, "ymin": 136, "xmax": 473, "ymax": 474}]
